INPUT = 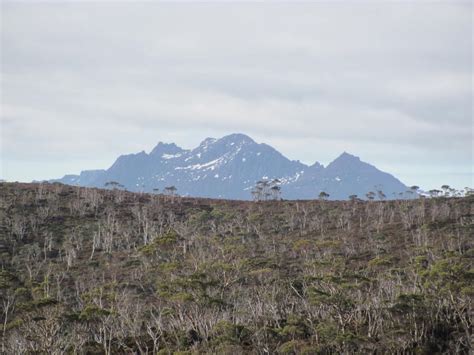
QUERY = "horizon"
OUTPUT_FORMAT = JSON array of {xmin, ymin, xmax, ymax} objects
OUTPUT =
[
  {"xmin": 3, "ymin": 131, "xmax": 470, "ymax": 192},
  {"xmin": 1, "ymin": 1, "xmax": 472, "ymax": 191}
]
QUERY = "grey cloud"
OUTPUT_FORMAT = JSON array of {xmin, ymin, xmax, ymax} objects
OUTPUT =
[{"xmin": 1, "ymin": 1, "xmax": 472, "ymax": 189}]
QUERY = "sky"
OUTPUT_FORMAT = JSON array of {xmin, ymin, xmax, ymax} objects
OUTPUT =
[{"xmin": 1, "ymin": 1, "xmax": 472, "ymax": 190}]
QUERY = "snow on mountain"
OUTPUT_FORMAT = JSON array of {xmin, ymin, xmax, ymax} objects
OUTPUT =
[{"xmin": 50, "ymin": 133, "xmax": 410, "ymax": 200}]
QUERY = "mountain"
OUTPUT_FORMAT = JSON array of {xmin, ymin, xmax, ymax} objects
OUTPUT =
[{"xmin": 50, "ymin": 133, "xmax": 410, "ymax": 200}]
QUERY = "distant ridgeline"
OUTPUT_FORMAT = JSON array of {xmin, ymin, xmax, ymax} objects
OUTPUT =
[{"xmin": 50, "ymin": 133, "xmax": 412, "ymax": 200}]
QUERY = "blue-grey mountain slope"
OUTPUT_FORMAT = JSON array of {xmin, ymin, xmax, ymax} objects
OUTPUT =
[{"xmin": 50, "ymin": 133, "xmax": 410, "ymax": 200}]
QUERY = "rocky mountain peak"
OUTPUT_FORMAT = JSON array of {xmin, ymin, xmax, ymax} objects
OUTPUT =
[
  {"xmin": 150, "ymin": 142, "xmax": 184, "ymax": 157},
  {"xmin": 51, "ymin": 134, "xmax": 409, "ymax": 200}
]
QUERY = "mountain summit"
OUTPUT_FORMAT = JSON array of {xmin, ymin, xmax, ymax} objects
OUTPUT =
[{"xmin": 51, "ymin": 133, "xmax": 409, "ymax": 200}]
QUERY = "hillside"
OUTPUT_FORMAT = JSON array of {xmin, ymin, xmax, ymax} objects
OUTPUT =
[
  {"xmin": 0, "ymin": 182, "xmax": 472, "ymax": 354},
  {"xmin": 51, "ymin": 133, "xmax": 410, "ymax": 200}
]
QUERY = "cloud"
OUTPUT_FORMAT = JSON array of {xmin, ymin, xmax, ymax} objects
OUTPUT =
[{"xmin": 1, "ymin": 1, "xmax": 472, "ymax": 189}]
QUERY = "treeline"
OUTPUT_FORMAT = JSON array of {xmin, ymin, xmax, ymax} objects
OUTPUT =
[{"xmin": 0, "ymin": 182, "xmax": 472, "ymax": 354}]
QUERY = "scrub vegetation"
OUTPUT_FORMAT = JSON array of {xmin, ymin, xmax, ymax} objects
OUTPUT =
[{"xmin": 0, "ymin": 182, "xmax": 472, "ymax": 354}]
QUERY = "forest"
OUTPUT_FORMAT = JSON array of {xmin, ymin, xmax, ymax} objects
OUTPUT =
[{"xmin": 0, "ymin": 182, "xmax": 472, "ymax": 354}]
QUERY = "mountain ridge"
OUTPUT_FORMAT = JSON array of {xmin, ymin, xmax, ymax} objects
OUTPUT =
[{"xmin": 50, "ymin": 133, "xmax": 410, "ymax": 200}]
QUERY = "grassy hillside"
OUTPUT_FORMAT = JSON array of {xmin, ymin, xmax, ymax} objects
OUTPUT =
[{"xmin": 0, "ymin": 182, "xmax": 472, "ymax": 354}]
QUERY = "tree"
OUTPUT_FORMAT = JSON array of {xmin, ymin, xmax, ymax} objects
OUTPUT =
[
  {"xmin": 104, "ymin": 181, "xmax": 124, "ymax": 190},
  {"xmin": 251, "ymin": 179, "xmax": 282, "ymax": 201},
  {"xmin": 406, "ymin": 185, "xmax": 420, "ymax": 197},
  {"xmin": 441, "ymin": 185, "xmax": 450, "ymax": 197},
  {"xmin": 429, "ymin": 189, "xmax": 442, "ymax": 198},
  {"xmin": 318, "ymin": 192, "xmax": 329, "ymax": 200},
  {"xmin": 270, "ymin": 186, "xmax": 282, "ymax": 201},
  {"xmin": 270, "ymin": 179, "xmax": 282, "ymax": 200},
  {"xmin": 164, "ymin": 186, "xmax": 178, "ymax": 196},
  {"xmin": 366, "ymin": 191, "xmax": 376, "ymax": 201},
  {"xmin": 258, "ymin": 180, "xmax": 270, "ymax": 201},
  {"xmin": 376, "ymin": 190, "xmax": 386, "ymax": 200},
  {"xmin": 2, "ymin": 182, "xmax": 472, "ymax": 353},
  {"xmin": 251, "ymin": 186, "xmax": 263, "ymax": 202}
]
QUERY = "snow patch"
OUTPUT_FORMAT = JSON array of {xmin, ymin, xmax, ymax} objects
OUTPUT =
[
  {"xmin": 279, "ymin": 172, "xmax": 302, "ymax": 185},
  {"xmin": 175, "ymin": 157, "xmax": 223, "ymax": 171},
  {"xmin": 162, "ymin": 153, "xmax": 182, "ymax": 159}
]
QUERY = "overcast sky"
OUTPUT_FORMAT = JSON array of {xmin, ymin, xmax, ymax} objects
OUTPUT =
[{"xmin": 1, "ymin": 1, "xmax": 472, "ymax": 190}]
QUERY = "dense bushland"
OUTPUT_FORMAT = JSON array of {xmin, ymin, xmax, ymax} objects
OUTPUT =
[{"xmin": 0, "ymin": 182, "xmax": 472, "ymax": 354}]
